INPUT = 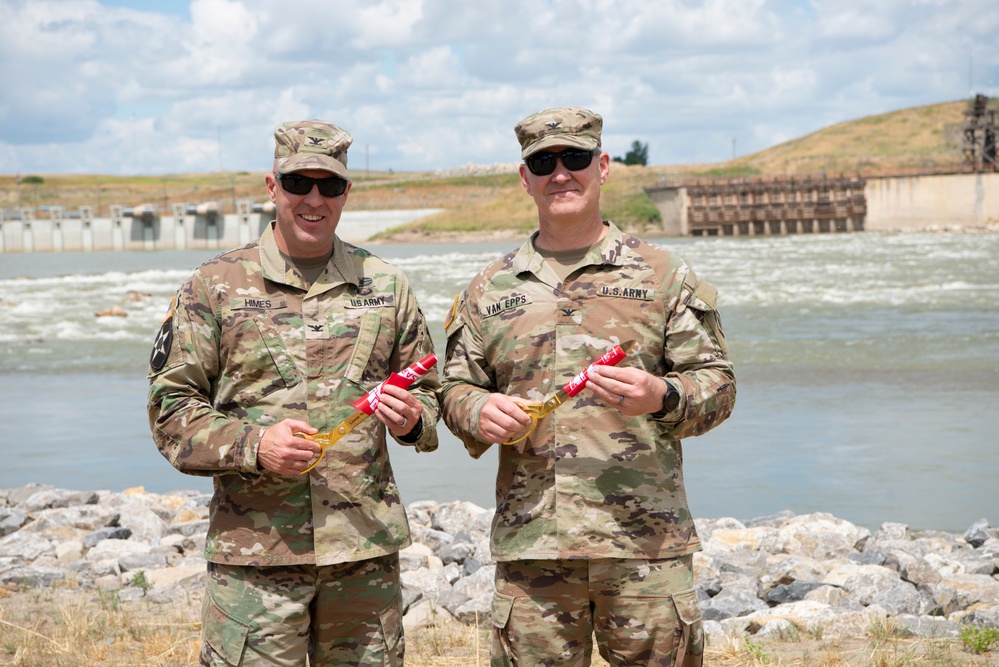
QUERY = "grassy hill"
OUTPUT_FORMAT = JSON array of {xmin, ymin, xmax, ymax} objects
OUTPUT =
[
  {"xmin": 712, "ymin": 99, "xmax": 976, "ymax": 177},
  {"xmin": 0, "ymin": 97, "xmax": 989, "ymax": 239}
]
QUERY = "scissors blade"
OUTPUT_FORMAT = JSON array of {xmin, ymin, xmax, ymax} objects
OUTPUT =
[
  {"xmin": 308, "ymin": 409, "xmax": 370, "ymax": 448},
  {"xmin": 506, "ymin": 340, "xmax": 637, "ymax": 445},
  {"xmin": 299, "ymin": 409, "xmax": 370, "ymax": 473},
  {"xmin": 536, "ymin": 387, "xmax": 571, "ymax": 417},
  {"xmin": 525, "ymin": 339, "xmax": 638, "ymax": 418}
]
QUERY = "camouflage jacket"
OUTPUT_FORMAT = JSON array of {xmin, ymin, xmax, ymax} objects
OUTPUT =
[
  {"xmin": 441, "ymin": 222, "xmax": 735, "ymax": 561},
  {"xmin": 147, "ymin": 224, "xmax": 439, "ymax": 566}
]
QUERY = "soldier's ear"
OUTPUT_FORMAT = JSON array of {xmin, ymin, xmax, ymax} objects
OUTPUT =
[
  {"xmin": 265, "ymin": 173, "xmax": 279, "ymax": 203},
  {"xmin": 519, "ymin": 164, "xmax": 533, "ymax": 194}
]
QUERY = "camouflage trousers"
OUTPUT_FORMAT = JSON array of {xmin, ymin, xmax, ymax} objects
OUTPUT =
[
  {"xmin": 199, "ymin": 554, "xmax": 403, "ymax": 667},
  {"xmin": 491, "ymin": 555, "xmax": 702, "ymax": 667}
]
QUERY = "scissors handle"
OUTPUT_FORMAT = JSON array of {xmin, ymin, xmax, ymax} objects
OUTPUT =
[
  {"xmin": 503, "ymin": 403, "xmax": 544, "ymax": 445},
  {"xmin": 299, "ymin": 428, "xmax": 344, "ymax": 473},
  {"xmin": 298, "ymin": 410, "xmax": 369, "ymax": 473},
  {"xmin": 499, "ymin": 340, "xmax": 634, "ymax": 445},
  {"xmin": 502, "ymin": 395, "xmax": 566, "ymax": 445}
]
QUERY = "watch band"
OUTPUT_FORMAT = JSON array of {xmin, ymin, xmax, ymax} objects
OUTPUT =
[{"xmin": 651, "ymin": 377, "xmax": 680, "ymax": 419}]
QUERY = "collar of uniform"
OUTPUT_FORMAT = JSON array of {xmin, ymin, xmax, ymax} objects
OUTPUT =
[
  {"xmin": 330, "ymin": 235, "xmax": 359, "ymax": 284},
  {"xmin": 592, "ymin": 221, "xmax": 629, "ymax": 266},
  {"xmin": 260, "ymin": 223, "xmax": 303, "ymax": 288},
  {"xmin": 306, "ymin": 235, "xmax": 358, "ymax": 296},
  {"xmin": 259, "ymin": 224, "xmax": 359, "ymax": 291},
  {"xmin": 511, "ymin": 230, "xmax": 548, "ymax": 277},
  {"xmin": 512, "ymin": 221, "xmax": 627, "ymax": 276}
]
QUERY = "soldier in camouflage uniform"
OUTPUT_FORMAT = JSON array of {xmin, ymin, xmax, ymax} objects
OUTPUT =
[
  {"xmin": 441, "ymin": 107, "xmax": 736, "ymax": 667},
  {"xmin": 147, "ymin": 120, "xmax": 439, "ymax": 666}
]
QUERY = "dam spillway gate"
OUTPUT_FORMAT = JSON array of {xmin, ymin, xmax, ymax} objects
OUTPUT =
[{"xmin": 646, "ymin": 175, "xmax": 868, "ymax": 236}]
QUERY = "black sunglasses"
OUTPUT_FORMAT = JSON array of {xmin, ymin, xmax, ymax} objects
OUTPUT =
[
  {"xmin": 525, "ymin": 148, "xmax": 599, "ymax": 176},
  {"xmin": 277, "ymin": 173, "xmax": 349, "ymax": 197}
]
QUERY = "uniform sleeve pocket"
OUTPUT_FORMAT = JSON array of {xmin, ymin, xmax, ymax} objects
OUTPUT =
[
  {"xmin": 685, "ymin": 279, "xmax": 728, "ymax": 360},
  {"xmin": 491, "ymin": 591, "xmax": 514, "ymax": 629},
  {"xmin": 202, "ymin": 593, "xmax": 250, "ymax": 666}
]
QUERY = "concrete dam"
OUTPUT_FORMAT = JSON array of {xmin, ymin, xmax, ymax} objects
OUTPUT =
[
  {"xmin": 0, "ymin": 201, "xmax": 441, "ymax": 254},
  {"xmin": 646, "ymin": 171, "xmax": 999, "ymax": 236},
  {"xmin": 2, "ymin": 171, "xmax": 995, "ymax": 255}
]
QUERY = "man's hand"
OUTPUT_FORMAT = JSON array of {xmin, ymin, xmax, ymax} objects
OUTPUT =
[
  {"xmin": 257, "ymin": 419, "xmax": 320, "ymax": 475},
  {"xmin": 587, "ymin": 365, "xmax": 667, "ymax": 416},
  {"xmin": 479, "ymin": 393, "xmax": 534, "ymax": 445},
  {"xmin": 374, "ymin": 383, "xmax": 425, "ymax": 438}
]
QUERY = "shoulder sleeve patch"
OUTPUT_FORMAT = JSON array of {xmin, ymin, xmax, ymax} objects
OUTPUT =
[
  {"xmin": 680, "ymin": 267, "xmax": 719, "ymax": 310},
  {"xmin": 149, "ymin": 296, "xmax": 175, "ymax": 372},
  {"xmin": 693, "ymin": 279, "xmax": 718, "ymax": 309},
  {"xmin": 444, "ymin": 294, "xmax": 465, "ymax": 337},
  {"xmin": 444, "ymin": 294, "xmax": 459, "ymax": 330}
]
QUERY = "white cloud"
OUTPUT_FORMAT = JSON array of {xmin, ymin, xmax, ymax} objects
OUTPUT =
[{"xmin": 0, "ymin": 0, "xmax": 995, "ymax": 176}]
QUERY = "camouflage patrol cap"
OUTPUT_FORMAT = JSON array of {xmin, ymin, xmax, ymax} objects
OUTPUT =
[
  {"xmin": 514, "ymin": 106, "xmax": 602, "ymax": 158},
  {"xmin": 273, "ymin": 120, "xmax": 351, "ymax": 178}
]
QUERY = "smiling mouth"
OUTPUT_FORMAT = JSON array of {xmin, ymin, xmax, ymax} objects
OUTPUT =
[{"xmin": 300, "ymin": 214, "xmax": 324, "ymax": 222}]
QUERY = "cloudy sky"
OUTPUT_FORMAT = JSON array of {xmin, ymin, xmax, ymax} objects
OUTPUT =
[{"xmin": 1, "ymin": 0, "xmax": 996, "ymax": 176}]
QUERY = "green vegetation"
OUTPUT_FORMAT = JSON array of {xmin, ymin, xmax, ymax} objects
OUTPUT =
[
  {"xmin": 725, "ymin": 98, "xmax": 973, "ymax": 176},
  {"xmin": 961, "ymin": 625, "xmax": 999, "ymax": 654},
  {"xmin": 744, "ymin": 637, "xmax": 773, "ymax": 665},
  {"xmin": 613, "ymin": 140, "xmax": 649, "ymax": 166},
  {"xmin": 601, "ymin": 191, "xmax": 661, "ymax": 225},
  {"xmin": 690, "ymin": 165, "xmax": 762, "ymax": 179},
  {"xmin": 129, "ymin": 571, "xmax": 153, "ymax": 595}
]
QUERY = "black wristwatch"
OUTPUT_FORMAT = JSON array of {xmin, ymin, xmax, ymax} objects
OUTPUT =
[{"xmin": 651, "ymin": 378, "xmax": 680, "ymax": 419}]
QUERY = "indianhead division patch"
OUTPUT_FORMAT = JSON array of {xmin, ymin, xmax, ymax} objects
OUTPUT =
[{"xmin": 149, "ymin": 297, "xmax": 175, "ymax": 371}]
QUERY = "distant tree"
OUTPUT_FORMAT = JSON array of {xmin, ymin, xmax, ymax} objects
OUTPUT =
[
  {"xmin": 21, "ymin": 175, "xmax": 44, "ymax": 184},
  {"xmin": 612, "ymin": 140, "xmax": 649, "ymax": 166}
]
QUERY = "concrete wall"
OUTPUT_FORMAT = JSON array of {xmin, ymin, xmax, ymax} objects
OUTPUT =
[
  {"xmin": 0, "ymin": 206, "xmax": 442, "ymax": 253},
  {"xmin": 647, "ymin": 187, "xmax": 687, "ymax": 236},
  {"xmin": 648, "ymin": 171, "xmax": 999, "ymax": 235},
  {"xmin": 0, "ymin": 211, "xmax": 266, "ymax": 254},
  {"xmin": 864, "ymin": 172, "xmax": 999, "ymax": 231}
]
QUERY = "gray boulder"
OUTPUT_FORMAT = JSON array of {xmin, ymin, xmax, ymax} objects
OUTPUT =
[
  {"xmin": 963, "ymin": 518, "xmax": 993, "ymax": 549},
  {"xmin": 700, "ymin": 583, "xmax": 769, "ymax": 621},
  {"xmin": 0, "ymin": 510, "xmax": 28, "ymax": 537}
]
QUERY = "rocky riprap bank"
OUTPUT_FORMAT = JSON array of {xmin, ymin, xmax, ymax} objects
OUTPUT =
[{"xmin": 2, "ymin": 483, "xmax": 998, "ymax": 641}]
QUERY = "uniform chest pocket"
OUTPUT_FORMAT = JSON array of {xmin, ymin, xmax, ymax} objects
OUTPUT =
[
  {"xmin": 343, "ymin": 309, "xmax": 391, "ymax": 385},
  {"xmin": 216, "ymin": 312, "xmax": 302, "ymax": 409}
]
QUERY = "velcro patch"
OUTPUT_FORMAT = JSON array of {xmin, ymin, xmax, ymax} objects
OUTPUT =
[
  {"xmin": 149, "ymin": 297, "xmax": 175, "ymax": 371},
  {"xmin": 597, "ymin": 285, "xmax": 654, "ymax": 300},
  {"xmin": 345, "ymin": 295, "xmax": 394, "ymax": 308},
  {"xmin": 481, "ymin": 294, "xmax": 532, "ymax": 318},
  {"xmin": 230, "ymin": 297, "xmax": 287, "ymax": 310}
]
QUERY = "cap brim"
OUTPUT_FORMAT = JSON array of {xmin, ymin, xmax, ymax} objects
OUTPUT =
[
  {"xmin": 521, "ymin": 134, "xmax": 599, "ymax": 159},
  {"xmin": 277, "ymin": 155, "xmax": 348, "ymax": 179}
]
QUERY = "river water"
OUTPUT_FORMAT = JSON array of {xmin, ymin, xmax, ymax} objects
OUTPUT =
[{"xmin": 1, "ymin": 232, "xmax": 997, "ymax": 532}]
